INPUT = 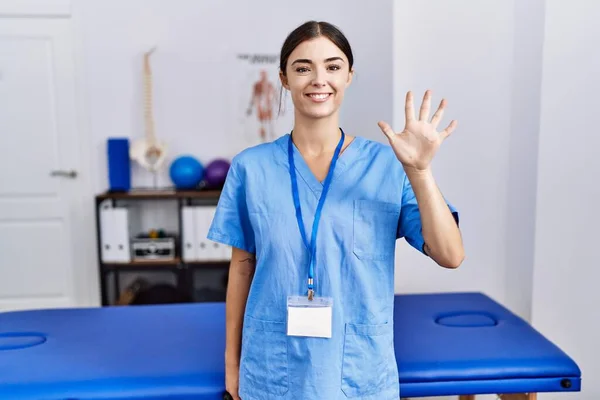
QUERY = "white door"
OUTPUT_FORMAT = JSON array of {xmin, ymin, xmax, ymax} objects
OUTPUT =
[{"xmin": 0, "ymin": 17, "xmax": 92, "ymax": 311}]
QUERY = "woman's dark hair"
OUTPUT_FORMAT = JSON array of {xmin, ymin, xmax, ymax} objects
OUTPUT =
[{"xmin": 277, "ymin": 20, "xmax": 354, "ymax": 114}]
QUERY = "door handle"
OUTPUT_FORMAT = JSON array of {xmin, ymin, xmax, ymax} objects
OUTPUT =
[{"xmin": 50, "ymin": 170, "xmax": 77, "ymax": 178}]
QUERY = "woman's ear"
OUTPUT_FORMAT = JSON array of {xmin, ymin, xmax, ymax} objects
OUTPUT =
[
  {"xmin": 346, "ymin": 68, "xmax": 354, "ymax": 87},
  {"xmin": 279, "ymin": 70, "xmax": 289, "ymax": 90}
]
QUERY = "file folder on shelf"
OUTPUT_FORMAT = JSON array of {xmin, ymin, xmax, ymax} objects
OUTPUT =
[{"xmin": 99, "ymin": 206, "xmax": 131, "ymax": 263}]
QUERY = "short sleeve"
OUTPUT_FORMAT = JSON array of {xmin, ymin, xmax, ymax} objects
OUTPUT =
[
  {"xmin": 397, "ymin": 173, "xmax": 459, "ymax": 255},
  {"xmin": 206, "ymin": 159, "xmax": 256, "ymax": 254}
]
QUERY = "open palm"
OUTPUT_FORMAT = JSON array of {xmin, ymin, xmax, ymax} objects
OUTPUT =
[{"xmin": 378, "ymin": 90, "xmax": 457, "ymax": 171}]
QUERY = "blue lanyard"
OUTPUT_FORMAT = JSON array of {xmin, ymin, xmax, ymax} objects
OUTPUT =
[{"xmin": 288, "ymin": 129, "xmax": 345, "ymax": 299}]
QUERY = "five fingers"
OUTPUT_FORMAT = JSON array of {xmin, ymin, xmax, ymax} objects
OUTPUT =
[{"xmin": 383, "ymin": 90, "xmax": 457, "ymax": 141}]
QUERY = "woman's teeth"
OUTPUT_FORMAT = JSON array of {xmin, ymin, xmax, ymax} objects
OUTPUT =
[{"xmin": 307, "ymin": 93, "xmax": 331, "ymax": 101}]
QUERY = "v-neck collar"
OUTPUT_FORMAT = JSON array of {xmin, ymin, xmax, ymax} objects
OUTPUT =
[{"xmin": 276, "ymin": 133, "xmax": 363, "ymax": 198}]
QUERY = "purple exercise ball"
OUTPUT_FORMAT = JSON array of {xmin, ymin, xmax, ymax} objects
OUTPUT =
[{"xmin": 204, "ymin": 158, "xmax": 231, "ymax": 188}]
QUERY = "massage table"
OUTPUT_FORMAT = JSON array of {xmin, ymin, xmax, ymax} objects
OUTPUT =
[{"xmin": 0, "ymin": 292, "xmax": 580, "ymax": 399}]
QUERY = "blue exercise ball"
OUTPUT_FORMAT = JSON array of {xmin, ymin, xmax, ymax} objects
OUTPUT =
[{"xmin": 169, "ymin": 155, "xmax": 204, "ymax": 189}]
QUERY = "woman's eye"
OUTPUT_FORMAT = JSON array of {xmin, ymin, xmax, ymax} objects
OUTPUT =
[{"xmin": 295, "ymin": 65, "xmax": 340, "ymax": 73}]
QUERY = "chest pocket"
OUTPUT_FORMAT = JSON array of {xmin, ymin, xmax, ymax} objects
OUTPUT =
[{"xmin": 352, "ymin": 199, "xmax": 401, "ymax": 261}]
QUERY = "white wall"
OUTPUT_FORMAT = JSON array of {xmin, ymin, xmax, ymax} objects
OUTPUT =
[
  {"xmin": 505, "ymin": 0, "xmax": 546, "ymax": 323},
  {"xmin": 532, "ymin": 0, "xmax": 600, "ymax": 398},
  {"xmin": 392, "ymin": 0, "xmax": 517, "ymax": 311},
  {"xmin": 0, "ymin": 0, "xmax": 71, "ymax": 17}
]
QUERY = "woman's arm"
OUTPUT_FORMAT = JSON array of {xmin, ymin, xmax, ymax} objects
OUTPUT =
[
  {"xmin": 405, "ymin": 167, "xmax": 464, "ymax": 268},
  {"xmin": 225, "ymin": 246, "xmax": 255, "ymax": 367},
  {"xmin": 224, "ymin": 246, "xmax": 256, "ymax": 400},
  {"xmin": 377, "ymin": 91, "xmax": 463, "ymax": 268}
]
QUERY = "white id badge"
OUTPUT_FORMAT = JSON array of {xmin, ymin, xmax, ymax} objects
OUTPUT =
[{"xmin": 287, "ymin": 296, "xmax": 333, "ymax": 338}]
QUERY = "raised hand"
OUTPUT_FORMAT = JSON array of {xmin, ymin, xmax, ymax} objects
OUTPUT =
[{"xmin": 378, "ymin": 90, "xmax": 457, "ymax": 171}]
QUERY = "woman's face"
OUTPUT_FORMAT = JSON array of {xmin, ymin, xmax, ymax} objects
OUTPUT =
[{"xmin": 280, "ymin": 36, "xmax": 353, "ymax": 120}]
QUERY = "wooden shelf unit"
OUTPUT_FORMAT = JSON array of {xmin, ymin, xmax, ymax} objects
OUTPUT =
[
  {"xmin": 95, "ymin": 189, "xmax": 229, "ymax": 306},
  {"xmin": 96, "ymin": 189, "xmax": 222, "ymax": 200}
]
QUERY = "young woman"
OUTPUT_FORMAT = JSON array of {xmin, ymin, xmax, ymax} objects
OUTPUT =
[{"xmin": 208, "ymin": 20, "xmax": 464, "ymax": 400}]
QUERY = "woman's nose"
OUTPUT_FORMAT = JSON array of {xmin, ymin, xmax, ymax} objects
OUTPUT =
[{"xmin": 311, "ymin": 68, "xmax": 327, "ymax": 87}]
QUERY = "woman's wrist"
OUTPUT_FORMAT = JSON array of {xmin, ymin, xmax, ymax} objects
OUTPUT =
[
  {"xmin": 404, "ymin": 166, "xmax": 436, "ymax": 194},
  {"xmin": 404, "ymin": 165, "xmax": 433, "ymax": 181}
]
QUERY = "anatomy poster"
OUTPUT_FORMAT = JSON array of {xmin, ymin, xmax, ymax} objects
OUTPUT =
[{"xmin": 228, "ymin": 53, "xmax": 294, "ymax": 151}]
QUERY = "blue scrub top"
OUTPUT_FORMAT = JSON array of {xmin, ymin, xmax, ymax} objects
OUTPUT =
[{"xmin": 208, "ymin": 133, "xmax": 458, "ymax": 400}]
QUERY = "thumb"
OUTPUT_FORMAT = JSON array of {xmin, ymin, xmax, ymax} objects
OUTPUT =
[{"xmin": 377, "ymin": 121, "xmax": 395, "ymax": 142}]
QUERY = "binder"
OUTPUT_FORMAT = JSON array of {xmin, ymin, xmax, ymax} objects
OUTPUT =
[
  {"xmin": 112, "ymin": 207, "xmax": 131, "ymax": 262},
  {"xmin": 194, "ymin": 207, "xmax": 210, "ymax": 261},
  {"xmin": 99, "ymin": 206, "xmax": 131, "ymax": 263},
  {"xmin": 99, "ymin": 207, "xmax": 115, "ymax": 262},
  {"xmin": 181, "ymin": 206, "xmax": 197, "ymax": 262}
]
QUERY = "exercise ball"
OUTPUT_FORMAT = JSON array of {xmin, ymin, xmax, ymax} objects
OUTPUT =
[
  {"xmin": 204, "ymin": 158, "xmax": 231, "ymax": 188},
  {"xmin": 169, "ymin": 155, "xmax": 204, "ymax": 189}
]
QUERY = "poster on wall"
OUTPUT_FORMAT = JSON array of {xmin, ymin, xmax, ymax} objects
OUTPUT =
[{"xmin": 228, "ymin": 53, "xmax": 294, "ymax": 152}]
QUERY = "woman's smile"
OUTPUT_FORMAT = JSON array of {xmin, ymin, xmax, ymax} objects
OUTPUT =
[{"xmin": 305, "ymin": 92, "xmax": 332, "ymax": 102}]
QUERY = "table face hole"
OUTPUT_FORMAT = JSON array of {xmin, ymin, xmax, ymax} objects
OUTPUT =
[
  {"xmin": 435, "ymin": 312, "xmax": 497, "ymax": 327},
  {"xmin": 0, "ymin": 332, "xmax": 47, "ymax": 350}
]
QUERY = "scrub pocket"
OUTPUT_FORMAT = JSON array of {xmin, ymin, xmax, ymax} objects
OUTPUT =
[
  {"xmin": 353, "ymin": 199, "xmax": 401, "ymax": 261},
  {"xmin": 341, "ymin": 322, "xmax": 396, "ymax": 398},
  {"xmin": 240, "ymin": 315, "xmax": 289, "ymax": 395}
]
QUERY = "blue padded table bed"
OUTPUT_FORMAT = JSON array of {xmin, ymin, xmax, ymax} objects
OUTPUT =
[{"xmin": 0, "ymin": 292, "xmax": 580, "ymax": 399}]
